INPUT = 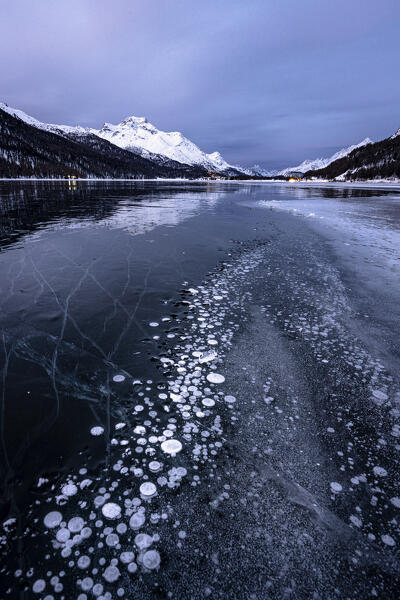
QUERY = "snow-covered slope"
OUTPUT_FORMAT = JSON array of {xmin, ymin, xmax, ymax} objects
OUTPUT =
[
  {"xmin": 0, "ymin": 102, "xmax": 89, "ymax": 136},
  {"xmin": 0, "ymin": 103, "xmax": 242, "ymax": 175},
  {"xmin": 94, "ymin": 116, "xmax": 240, "ymax": 173},
  {"xmin": 278, "ymin": 138, "xmax": 372, "ymax": 175},
  {"xmin": 248, "ymin": 164, "xmax": 278, "ymax": 177}
]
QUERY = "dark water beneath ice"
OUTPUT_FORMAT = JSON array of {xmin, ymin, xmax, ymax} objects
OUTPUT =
[{"xmin": 0, "ymin": 180, "xmax": 400, "ymax": 599}]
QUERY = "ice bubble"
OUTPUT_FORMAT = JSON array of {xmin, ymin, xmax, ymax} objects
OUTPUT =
[
  {"xmin": 390, "ymin": 497, "xmax": 400, "ymax": 508},
  {"xmin": 106, "ymin": 533, "xmax": 119, "ymax": 547},
  {"xmin": 224, "ymin": 395, "xmax": 236, "ymax": 404},
  {"xmin": 134, "ymin": 533, "xmax": 153, "ymax": 550},
  {"xmin": 202, "ymin": 398, "xmax": 215, "ymax": 408},
  {"xmin": 149, "ymin": 461, "xmax": 162, "ymax": 473},
  {"xmin": 142, "ymin": 549, "xmax": 161, "ymax": 570},
  {"xmin": 103, "ymin": 565, "xmax": 120, "ymax": 583},
  {"xmin": 44, "ymin": 511, "xmax": 62, "ymax": 529},
  {"xmin": 81, "ymin": 577, "xmax": 94, "ymax": 591},
  {"xmin": 120, "ymin": 551, "xmax": 135, "ymax": 564},
  {"xmin": 56, "ymin": 527, "xmax": 70, "ymax": 543},
  {"xmin": 68, "ymin": 517, "xmax": 84, "ymax": 533},
  {"xmin": 372, "ymin": 390, "xmax": 388, "ymax": 402},
  {"xmin": 373, "ymin": 466, "xmax": 387, "ymax": 477},
  {"xmin": 113, "ymin": 375, "xmax": 125, "ymax": 383},
  {"xmin": 206, "ymin": 373, "xmax": 225, "ymax": 384},
  {"xmin": 102, "ymin": 503, "xmax": 121, "ymax": 520},
  {"xmin": 170, "ymin": 393, "xmax": 182, "ymax": 402},
  {"xmin": 90, "ymin": 426, "xmax": 104, "ymax": 436},
  {"xmin": 78, "ymin": 555, "xmax": 91, "ymax": 569},
  {"xmin": 32, "ymin": 579, "xmax": 46, "ymax": 593},
  {"xmin": 350, "ymin": 515, "xmax": 362, "ymax": 528},
  {"xmin": 62, "ymin": 483, "xmax": 78, "ymax": 496},
  {"xmin": 140, "ymin": 482, "xmax": 157, "ymax": 498},
  {"xmin": 330, "ymin": 482, "xmax": 342, "ymax": 493},
  {"xmin": 198, "ymin": 350, "xmax": 217, "ymax": 364},
  {"xmin": 92, "ymin": 583, "xmax": 104, "ymax": 596},
  {"xmin": 128, "ymin": 562, "xmax": 138, "ymax": 574},
  {"xmin": 381, "ymin": 534, "xmax": 395, "ymax": 546},
  {"xmin": 161, "ymin": 439, "xmax": 182, "ymax": 455},
  {"xmin": 129, "ymin": 512, "xmax": 146, "ymax": 530},
  {"xmin": 149, "ymin": 322, "xmax": 159, "ymax": 327}
]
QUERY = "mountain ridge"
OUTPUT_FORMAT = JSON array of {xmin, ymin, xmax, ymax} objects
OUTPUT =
[{"xmin": 0, "ymin": 103, "xmax": 244, "ymax": 176}]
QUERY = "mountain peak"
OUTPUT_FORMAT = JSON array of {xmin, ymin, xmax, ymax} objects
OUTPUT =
[{"xmin": 121, "ymin": 115, "xmax": 148, "ymax": 125}]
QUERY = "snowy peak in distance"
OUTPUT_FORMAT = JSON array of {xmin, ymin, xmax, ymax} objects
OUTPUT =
[
  {"xmin": 278, "ymin": 138, "xmax": 373, "ymax": 175},
  {"xmin": 94, "ymin": 115, "xmax": 240, "ymax": 173}
]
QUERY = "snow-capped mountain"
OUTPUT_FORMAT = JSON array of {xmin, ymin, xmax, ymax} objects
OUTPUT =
[
  {"xmin": 247, "ymin": 164, "xmax": 278, "ymax": 177},
  {"xmin": 278, "ymin": 138, "xmax": 372, "ymax": 176},
  {"xmin": 0, "ymin": 103, "xmax": 243, "ymax": 175},
  {"xmin": 0, "ymin": 103, "xmax": 208, "ymax": 179},
  {"xmin": 94, "ymin": 116, "xmax": 241, "ymax": 174}
]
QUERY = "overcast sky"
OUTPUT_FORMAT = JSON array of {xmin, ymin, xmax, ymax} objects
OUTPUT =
[{"xmin": 1, "ymin": 0, "xmax": 400, "ymax": 168}]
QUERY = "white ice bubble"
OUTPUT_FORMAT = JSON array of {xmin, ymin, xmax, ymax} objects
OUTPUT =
[
  {"xmin": 56, "ymin": 528, "xmax": 70, "ymax": 543},
  {"xmin": 120, "ymin": 551, "xmax": 135, "ymax": 564},
  {"xmin": 128, "ymin": 562, "xmax": 138, "ymax": 574},
  {"xmin": 140, "ymin": 482, "xmax": 157, "ymax": 498},
  {"xmin": 142, "ymin": 549, "xmax": 161, "ymax": 570},
  {"xmin": 198, "ymin": 350, "xmax": 217, "ymax": 364},
  {"xmin": 129, "ymin": 512, "xmax": 146, "ymax": 530},
  {"xmin": 373, "ymin": 466, "xmax": 387, "ymax": 477},
  {"xmin": 202, "ymin": 398, "xmax": 215, "ymax": 408},
  {"xmin": 330, "ymin": 482, "xmax": 342, "ymax": 493},
  {"xmin": 113, "ymin": 375, "xmax": 125, "ymax": 383},
  {"xmin": 77, "ymin": 555, "xmax": 91, "ymax": 569},
  {"xmin": 224, "ymin": 395, "xmax": 236, "ymax": 404},
  {"xmin": 372, "ymin": 390, "xmax": 388, "ymax": 402},
  {"xmin": 206, "ymin": 373, "xmax": 225, "ymax": 384},
  {"xmin": 149, "ymin": 461, "xmax": 162, "ymax": 473},
  {"xmin": 149, "ymin": 322, "xmax": 159, "ymax": 327},
  {"xmin": 32, "ymin": 579, "xmax": 46, "ymax": 594},
  {"xmin": 106, "ymin": 533, "xmax": 119, "ymax": 547},
  {"xmin": 81, "ymin": 577, "xmax": 94, "ymax": 591},
  {"xmin": 90, "ymin": 426, "xmax": 104, "ymax": 436},
  {"xmin": 161, "ymin": 439, "xmax": 182, "ymax": 455},
  {"xmin": 134, "ymin": 533, "xmax": 153, "ymax": 550},
  {"xmin": 62, "ymin": 483, "xmax": 78, "ymax": 497},
  {"xmin": 103, "ymin": 565, "xmax": 120, "ymax": 583},
  {"xmin": 102, "ymin": 502, "xmax": 121, "ymax": 520},
  {"xmin": 381, "ymin": 534, "xmax": 395, "ymax": 546},
  {"xmin": 170, "ymin": 393, "xmax": 182, "ymax": 403},
  {"xmin": 68, "ymin": 516, "xmax": 84, "ymax": 533},
  {"xmin": 44, "ymin": 511, "xmax": 62, "ymax": 529}
]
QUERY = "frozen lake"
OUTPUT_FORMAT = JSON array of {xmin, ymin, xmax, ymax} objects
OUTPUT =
[{"xmin": 0, "ymin": 180, "xmax": 400, "ymax": 599}]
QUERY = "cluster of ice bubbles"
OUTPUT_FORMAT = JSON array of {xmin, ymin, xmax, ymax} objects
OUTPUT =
[
  {"xmin": 3, "ymin": 246, "xmax": 264, "ymax": 597},
  {"xmin": 259, "ymin": 245, "xmax": 400, "ymax": 548}
]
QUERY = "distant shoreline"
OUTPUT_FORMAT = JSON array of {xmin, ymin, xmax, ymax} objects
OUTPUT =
[{"xmin": 1, "ymin": 177, "xmax": 400, "ymax": 189}]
